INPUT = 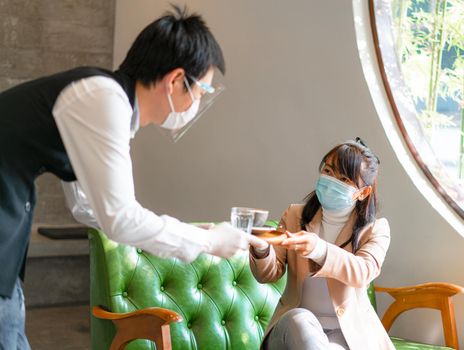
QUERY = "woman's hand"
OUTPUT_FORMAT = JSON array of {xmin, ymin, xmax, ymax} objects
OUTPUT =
[
  {"xmin": 280, "ymin": 231, "xmax": 318, "ymax": 256},
  {"xmin": 248, "ymin": 235, "xmax": 271, "ymax": 259},
  {"xmin": 248, "ymin": 235, "xmax": 269, "ymax": 250}
]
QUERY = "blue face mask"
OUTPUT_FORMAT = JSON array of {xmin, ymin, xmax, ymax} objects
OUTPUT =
[{"xmin": 315, "ymin": 174, "xmax": 358, "ymax": 212}]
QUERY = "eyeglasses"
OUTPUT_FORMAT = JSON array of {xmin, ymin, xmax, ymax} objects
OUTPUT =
[
  {"xmin": 188, "ymin": 76, "xmax": 216, "ymax": 94},
  {"xmin": 160, "ymin": 75, "xmax": 224, "ymax": 142}
]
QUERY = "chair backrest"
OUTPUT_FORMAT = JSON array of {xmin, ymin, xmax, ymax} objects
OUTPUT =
[{"xmin": 89, "ymin": 229, "xmax": 287, "ymax": 350}]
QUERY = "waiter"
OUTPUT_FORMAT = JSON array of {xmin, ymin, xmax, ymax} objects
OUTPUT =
[{"xmin": 0, "ymin": 6, "xmax": 267, "ymax": 348}]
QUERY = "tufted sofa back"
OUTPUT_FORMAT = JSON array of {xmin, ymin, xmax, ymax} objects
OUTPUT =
[{"xmin": 89, "ymin": 229, "xmax": 287, "ymax": 350}]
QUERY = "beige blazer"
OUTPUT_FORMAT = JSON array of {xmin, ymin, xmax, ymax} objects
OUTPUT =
[{"xmin": 250, "ymin": 204, "xmax": 395, "ymax": 350}]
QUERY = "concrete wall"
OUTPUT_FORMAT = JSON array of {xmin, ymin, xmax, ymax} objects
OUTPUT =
[
  {"xmin": 115, "ymin": 0, "xmax": 464, "ymax": 346},
  {"xmin": 0, "ymin": 0, "xmax": 115, "ymax": 225}
]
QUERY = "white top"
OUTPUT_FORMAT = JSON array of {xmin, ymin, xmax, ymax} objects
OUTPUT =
[
  {"xmin": 53, "ymin": 76, "xmax": 212, "ymax": 263},
  {"xmin": 300, "ymin": 205, "xmax": 354, "ymax": 329}
]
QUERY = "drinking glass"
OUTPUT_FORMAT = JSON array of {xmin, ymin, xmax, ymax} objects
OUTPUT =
[{"xmin": 230, "ymin": 207, "xmax": 255, "ymax": 234}]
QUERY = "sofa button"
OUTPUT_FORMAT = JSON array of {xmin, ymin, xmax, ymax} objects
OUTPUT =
[
  {"xmin": 122, "ymin": 291, "xmax": 128, "ymax": 297},
  {"xmin": 232, "ymin": 281, "xmax": 237, "ymax": 286},
  {"xmin": 160, "ymin": 286, "xmax": 165, "ymax": 292},
  {"xmin": 187, "ymin": 322, "xmax": 192, "ymax": 329},
  {"xmin": 221, "ymin": 320, "xmax": 226, "ymax": 326},
  {"xmin": 336, "ymin": 308, "xmax": 345, "ymax": 316},
  {"xmin": 197, "ymin": 283, "xmax": 203, "ymax": 290},
  {"xmin": 254, "ymin": 316, "xmax": 259, "ymax": 321},
  {"xmin": 136, "ymin": 248, "xmax": 142, "ymax": 254}
]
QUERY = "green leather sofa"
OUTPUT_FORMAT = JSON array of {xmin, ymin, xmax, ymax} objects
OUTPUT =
[{"xmin": 89, "ymin": 229, "xmax": 461, "ymax": 350}]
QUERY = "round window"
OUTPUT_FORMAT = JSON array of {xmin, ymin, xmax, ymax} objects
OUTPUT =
[{"xmin": 369, "ymin": 0, "xmax": 464, "ymax": 218}]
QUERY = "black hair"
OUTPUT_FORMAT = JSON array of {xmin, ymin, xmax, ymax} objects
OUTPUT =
[
  {"xmin": 118, "ymin": 4, "xmax": 225, "ymax": 87},
  {"xmin": 301, "ymin": 138, "xmax": 381, "ymax": 253}
]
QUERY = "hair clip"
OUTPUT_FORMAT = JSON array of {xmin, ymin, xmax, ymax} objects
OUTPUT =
[
  {"xmin": 355, "ymin": 137, "xmax": 368, "ymax": 148},
  {"xmin": 354, "ymin": 137, "xmax": 380, "ymax": 164}
]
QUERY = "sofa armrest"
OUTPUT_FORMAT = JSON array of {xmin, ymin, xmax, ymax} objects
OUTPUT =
[
  {"xmin": 375, "ymin": 282, "xmax": 464, "ymax": 349},
  {"xmin": 93, "ymin": 306, "xmax": 182, "ymax": 322},
  {"xmin": 93, "ymin": 306, "xmax": 183, "ymax": 350}
]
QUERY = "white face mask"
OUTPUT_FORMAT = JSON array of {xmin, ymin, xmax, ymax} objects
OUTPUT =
[{"xmin": 161, "ymin": 78, "xmax": 200, "ymax": 130}]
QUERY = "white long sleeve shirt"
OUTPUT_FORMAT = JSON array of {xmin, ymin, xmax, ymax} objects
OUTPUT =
[{"xmin": 53, "ymin": 76, "xmax": 212, "ymax": 262}]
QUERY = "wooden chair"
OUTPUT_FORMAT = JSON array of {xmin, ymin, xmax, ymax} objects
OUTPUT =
[
  {"xmin": 375, "ymin": 282, "xmax": 464, "ymax": 349},
  {"xmin": 93, "ymin": 306, "xmax": 182, "ymax": 350}
]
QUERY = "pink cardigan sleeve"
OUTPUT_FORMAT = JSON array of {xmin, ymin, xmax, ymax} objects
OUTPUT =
[
  {"xmin": 312, "ymin": 218, "xmax": 390, "ymax": 288},
  {"xmin": 249, "ymin": 206, "xmax": 292, "ymax": 283}
]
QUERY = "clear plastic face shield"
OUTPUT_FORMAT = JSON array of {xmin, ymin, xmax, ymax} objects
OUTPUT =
[{"xmin": 160, "ymin": 72, "xmax": 225, "ymax": 142}]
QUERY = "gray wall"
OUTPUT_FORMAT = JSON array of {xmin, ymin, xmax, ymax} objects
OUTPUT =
[
  {"xmin": 0, "ymin": 0, "xmax": 115, "ymax": 225},
  {"xmin": 115, "ymin": 0, "xmax": 464, "ymax": 346}
]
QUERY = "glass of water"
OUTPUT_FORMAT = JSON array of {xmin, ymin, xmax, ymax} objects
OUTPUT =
[{"xmin": 230, "ymin": 207, "xmax": 255, "ymax": 234}]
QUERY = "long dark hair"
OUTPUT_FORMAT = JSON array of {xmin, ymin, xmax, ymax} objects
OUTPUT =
[{"xmin": 301, "ymin": 138, "xmax": 380, "ymax": 253}]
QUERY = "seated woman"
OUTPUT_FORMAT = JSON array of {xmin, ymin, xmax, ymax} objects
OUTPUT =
[{"xmin": 249, "ymin": 139, "xmax": 394, "ymax": 350}]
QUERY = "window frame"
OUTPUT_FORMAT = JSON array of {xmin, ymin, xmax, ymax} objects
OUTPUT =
[{"xmin": 368, "ymin": 0, "xmax": 464, "ymax": 219}]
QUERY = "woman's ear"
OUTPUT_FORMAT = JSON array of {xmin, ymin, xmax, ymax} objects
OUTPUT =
[{"xmin": 354, "ymin": 186, "xmax": 372, "ymax": 201}]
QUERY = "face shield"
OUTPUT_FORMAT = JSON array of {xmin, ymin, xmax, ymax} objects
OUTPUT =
[{"xmin": 160, "ymin": 74, "xmax": 225, "ymax": 142}]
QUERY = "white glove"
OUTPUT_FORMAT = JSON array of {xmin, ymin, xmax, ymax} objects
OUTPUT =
[{"xmin": 205, "ymin": 222, "xmax": 250, "ymax": 258}]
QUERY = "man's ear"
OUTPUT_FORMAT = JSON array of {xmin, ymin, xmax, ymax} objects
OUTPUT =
[
  {"xmin": 164, "ymin": 68, "xmax": 185, "ymax": 95},
  {"xmin": 356, "ymin": 186, "xmax": 372, "ymax": 201}
]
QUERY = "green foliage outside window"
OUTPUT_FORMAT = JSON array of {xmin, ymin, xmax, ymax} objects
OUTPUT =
[{"xmin": 391, "ymin": 0, "xmax": 464, "ymax": 178}]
